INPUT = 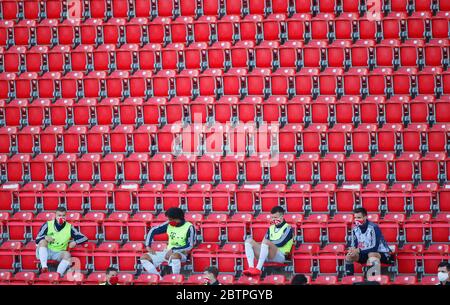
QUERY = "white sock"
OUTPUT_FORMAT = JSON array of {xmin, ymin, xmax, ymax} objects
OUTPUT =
[
  {"xmin": 141, "ymin": 259, "xmax": 159, "ymax": 275},
  {"xmin": 368, "ymin": 257, "xmax": 380, "ymax": 266},
  {"xmin": 256, "ymin": 243, "xmax": 269, "ymax": 270},
  {"xmin": 245, "ymin": 242, "xmax": 255, "ymax": 268},
  {"xmin": 38, "ymin": 247, "xmax": 48, "ymax": 268},
  {"xmin": 57, "ymin": 259, "xmax": 71, "ymax": 276},
  {"xmin": 170, "ymin": 259, "xmax": 181, "ymax": 274}
]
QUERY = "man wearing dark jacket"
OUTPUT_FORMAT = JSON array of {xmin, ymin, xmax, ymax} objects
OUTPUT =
[
  {"xmin": 437, "ymin": 262, "xmax": 450, "ymax": 285},
  {"xmin": 345, "ymin": 208, "xmax": 393, "ymax": 276},
  {"xmin": 140, "ymin": 207, "xmax": 195, "ymax": 277},
  {"xmin": 204, "ymin": 266, "xmax": 220, "ymax": 285}
]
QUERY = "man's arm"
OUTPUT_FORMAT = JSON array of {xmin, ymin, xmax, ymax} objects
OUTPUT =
[
  {"xmin": 359, "ymin": 225, "xmax": 381, "ymax": 255},
  {"xmin": 35, "ymin": 222, "xmax": 49, "ymax": 244},
  {"xmin": 270, "ymin": 226, "xmax": 293, "ymax": 248},
  {"xmin": 71, "ymin": 226, "xmax": 88, "ymax": 244},
  {"xmin": 171, "ymin": 225, "xmax": 196, "ymax": 253},
  {"xmin": 145, "ymin": 222, "xmax": 169, "ymax": 247}
]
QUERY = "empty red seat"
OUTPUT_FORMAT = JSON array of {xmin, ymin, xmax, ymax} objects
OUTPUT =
[
  {"xmin": 0, "ymin": 241, "xmax": 21, "ymax": 271},
  {"xmin": 311, "ymin": 275, "xmax": 338, "ymax": 285},
  {"xmin": 236, "ymin": 276, "xmax": 260, "ymax": 285},
  {"xmin": 397, "ymin": 244, "xmax": 423, "ymax": 274},
  {"xmin": 160, "ymin": 274, "xmax": 184, "ymax": 285},
  {"xmin": 17, "ymin": 183, "xmax": 43, "ymax": 211},
  {"xmin": 211, "ymin": 183, "xmax": 236, "ymax": 213},
  {"xmin": 335, "ymin": 13, "xmax": 357, "ymax": 40},
  {"xmin": 261, "ymin": 275, "xmax": 287, "ymax": 285},
  {"xmin": 11, "ymin": 271, "xmax": 35, "ymax": 285},
  {"xmin": 432, "ymin": 12, "xmax": 450, "ymax": 39},
  {"xmin": 84, "ymin": 272, "xmax": 107, "ymax": 285},
  {"xmin": 17, "ymin": 242, "xmax": 38, "ymax": 270},
  {"xmin": 383, "ymin": 13, "xmax": 405, "ymax": 40},
  {"xmin": 78, "ymin": 212, "xmax": 104, "ymax": 241},
  {"xmin": 0, "ymin": 270, "xmax": 12, "ymax": 284},
  {"xmin": 133, "ymin": 274, "xmax": 159, "ymax": 285},
  {"xmin": 341, "ymin": 276, "xmax": 364, "ymax": 285},
  {"xmin": 431, "ymin": 214, "xmax": 450, "ymax": 243},
  {"xmin": 423, "ymin": 244, "xmax": 449, "ymax": 274},
  {"xmin": 421, "ymin": 276, "xmax": 440, "ymax": 285},
  {"xmin": 366, "ymin": 275, "xmax": 390, "ymax": 285},
  {"xmin": 35, "ymin": 272, "xmax": 60, "ymax": 285}
]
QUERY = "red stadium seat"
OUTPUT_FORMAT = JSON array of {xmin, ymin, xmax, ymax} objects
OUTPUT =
[
  {"xmin": 236, "ymin": 276, "xmax": 260, "ymax": 285},
  {"xmin": 0, "ymin": 271, "xmax": 12, "ymax": 284},
  {"xmin": 34, "ymin": 272, "xmax": 60, "ymax": 285},
  {"xmin": 423, "ymin": 244, "xmax": 449, "ymax": 275},
  {"xmin": 134, "ymin": 274, "xmax": 160, "ymax": 285},
  {"xmin": 311, "ymin": 275, "xmax": 338, "ymax": 285},
  {"xmin": 341, "ymin": 276, "xmax": 364, "ymax": 285},
  {"xmin": 397, "ymin": 244, "xmax": 424, "ymax": 274},
  {"xmin": 260, "ymin": 275, "xmax": 287, "ymax": 285},
  {"xmin": 11, "ymin": 271, "xmax": 36, "ymax": 285},
  {"xmin": 421, "ymin": 276, "xmax": 440, "ymax": 285},
  {"xmin": 84, "ymin": 272, "xmax": 107, "ymax": 285},
  {"xmin": 160, "ymin": 274, "xmax": 184, "ymax": 285},
  {"xmin": 366, "ymin": 275, "xmax": 390, "ymax": 285},
  {"xmin": 0, "ymin": 0, "xmax": 449, "ymax": 286},
  {"xmin": 0, "ymin": 241, "xmax": 21, "ymax": 271}
]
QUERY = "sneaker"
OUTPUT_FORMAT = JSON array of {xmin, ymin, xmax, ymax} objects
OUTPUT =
[
  {"xmin": 41, "ymin": 267, "xmax": 48, "ymax": 273},
  {"xmin": 243, "ymin": 267, "xmax": 261, "ymax": 276}
]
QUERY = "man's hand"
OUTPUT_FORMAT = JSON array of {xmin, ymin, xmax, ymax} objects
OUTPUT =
[
  {"xmin": 164, "ymin": 249, "xmax": 173, "ymax": 260},
  {"xmin": 347, "ymin": 247, "xmax": 359, "ymax": 256},
  {"xmin": 45, "ymin": 236, "xmax": 55, "ymax": 243},
  {"xmin": 146, "ymin": 247, "xmax": 155, "ymax": 255},
  {"xmin": 68, "ymin": 241, "xmax": 77, "ymax": 249}
]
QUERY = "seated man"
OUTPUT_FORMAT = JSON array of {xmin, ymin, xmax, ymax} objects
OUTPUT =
[
  {"xmin": 100, "ymin": 267, "xmax": 119, "ymax": 285},
  {"xmin": 437, "ymin": 262, "xmax": 450, "ymax": 286},
  {"xmin": 243, "ymin": 206, "xmax": 293, "ymax": 277},
  {"xmin": 203, "ymin": 266, "xmax": 220, "ymax": 285},
  {"xmin": 290, "ymin": 274, "xmax": 308, "ymax": 285},
  {"xmin": 140, "ymin": 207, "xmax": 195, "ymax": 277},
  {"xmin": 345, "ymin": 207, "xmax": 393, "ymax": 276},
  {"xmin": 36, "ymin": 207, "xmax": 88, "ymax": 276}
]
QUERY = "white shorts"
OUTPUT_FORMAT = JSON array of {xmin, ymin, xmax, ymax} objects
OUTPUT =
[
  {"xmin": 36, "ymin": 248, "xmax": 67, "ymax": 261},
  {"xmin": 145, "ymin": 250, "xmax": 187, "ymax": 268},
  {"xmin": 266, "ymin": 250, "xmax": 287, "ymax": 264}
]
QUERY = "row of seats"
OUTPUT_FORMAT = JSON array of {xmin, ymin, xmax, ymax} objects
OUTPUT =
[
  {"xmin": 2, "ymin": 12, "xmax": 450, "ymax": 47},
  {"xmin": 0, "ymin": 123, "xmax": 448, "ymax": 156},
  {"xmin": 1, "ymin": 151, "xmax": 450, "ymax": 184},
  {"xmin": 0, "ymin": 271, "xmax": 443, "ymax": 285},
  {"xmin": 1, "ymin": 210, "xmax": 449, "ymax": 244},
  {"xmin": 0, "ymin": 182, "xmax": 449, "ymax": 213},
  {"xmin": 193, "ymin": 242, "xmax": 449, "ymax": 274},
  {"xmin": 1, "ymin": 96, "xmax": 449, "ymax": 128},
  {"xmin": 2, "ymin": 0, "xmax": 450, "ymax": 21},
  {"xmin": 2, "ymin": 39, "xmax": 449, "ymax": 74},
  {"xmin": 0, "ymin": 237, "xmax": 448, "ymax": 275},
  {"xmin": 2, "ymin": 68, "xmax": 450, "ymax": 100}
]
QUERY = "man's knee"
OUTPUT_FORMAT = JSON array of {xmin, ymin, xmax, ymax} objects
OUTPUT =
[
  {"xmin": 38, "ymin": 240, "xmax": 48, "ymax": 247},
  {"xmin": 368, "ymin": 252, "xmax": 381, "ymax": 259},
  {"xmin": 141, "ymin": 254, "xmax": 153, "ymax": 263},
  {"xmin": 245, "ymin": 238, "xmax": 255, "ymax": 245},
  {"xmin": 367, "ymin": 253, "xmax": 381, "ymax": 264},
  {"xmin": 261, "ymin": 239, "xmax": 275, "ymax": 247},
  {"xmin": 61, "ymin": 251, "xmax": 71, "ymax": 260}
]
